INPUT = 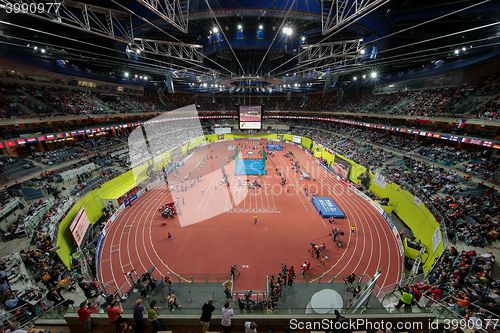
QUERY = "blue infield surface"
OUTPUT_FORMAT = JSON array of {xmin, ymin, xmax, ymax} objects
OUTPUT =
[
  {"xmin": 235, "ymin": 159, "xmax": 266, "ymax": 175},
  {"xmin": 266, "ymin": 144, "xmax": 283, "ymax": 151},
  {"xmin": 311, "ymin": 196, "xmax": 346, "ymax": 218}
]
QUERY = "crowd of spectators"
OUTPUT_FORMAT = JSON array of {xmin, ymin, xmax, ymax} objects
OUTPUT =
[
  {"xmin": 0, "ymin": 81, "xmax": 195, "ymax": 120},
  {"xmin": 424, "ymin": 247, "xmax": 498, "ymax": 320},
  {"xmin": 1, "ymin": 70, "xmax": 498, "ymax": 120},
  {"xmin": 432, "ymin": 192, "xmax": 499, "ymax": 247}
]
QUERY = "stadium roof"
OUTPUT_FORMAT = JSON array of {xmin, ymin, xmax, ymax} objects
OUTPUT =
[{"xmin": 0, "ymin": 0, "xmax": 498, "ymax": 93}]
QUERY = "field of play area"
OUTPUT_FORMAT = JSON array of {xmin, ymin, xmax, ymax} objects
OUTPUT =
[{"xmin": 98, "ymin": 138, "xmax": 404, "ymax": 294}]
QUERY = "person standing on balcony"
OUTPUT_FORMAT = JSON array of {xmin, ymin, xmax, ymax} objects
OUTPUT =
[
  {"xmin": 221, "ymin": 301, "xmax": 234, "ymax": 333},
  {"xmin": 200, "ymin": 299, "xmax": 215, "ymax": 333}
]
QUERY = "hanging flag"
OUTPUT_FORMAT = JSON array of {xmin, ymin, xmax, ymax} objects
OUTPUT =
[{"xmin": 457, "ymin": 118, "xmax": 467, "ymax": 129}]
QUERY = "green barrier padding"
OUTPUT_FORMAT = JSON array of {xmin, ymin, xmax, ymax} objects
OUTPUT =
[
  {"xmin": 56, "ymin": 191, "xmax": 104, "ymax": 267},
  {"xmin": 369, "ymin": 177, "xmax": 443, "ymax": 273}
]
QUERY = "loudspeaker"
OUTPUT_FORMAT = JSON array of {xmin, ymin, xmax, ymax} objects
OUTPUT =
[
  {"xmin": 323, "ymin": 74, "xmax": 337, "ymax": 96},
  {"xmin": 157, "ymin": 88, "xmax": 167, "ymax": 106},
  {"xmin": 300, "ymin": 95, "xmax": 308, "ymax": 108},
  {"xmin": 287, "ymin": 91, "xmax": 291, "ymax": 102},
  {"xmin": 165, "ymin": 74, "xmax": 175, "ymax": 94},
  {"xmin": 337, "ymin": 88, "xmax": 344, "ymax": 103}
]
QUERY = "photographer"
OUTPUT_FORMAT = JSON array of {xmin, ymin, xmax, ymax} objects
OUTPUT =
[
  {"xmin": 106, "ymin": 300, "xmax": 125, "ymax": 328},
  {"xmin": 221, "ymin": 301, "xmax": 234, "ymax": 333},
  {"xmin": 77, "ymin": 301, "xmax": 97, "ymax": 333},
  {"xmin": 200, "ymin": 299, "xmax": 215, "ymax": 333}
]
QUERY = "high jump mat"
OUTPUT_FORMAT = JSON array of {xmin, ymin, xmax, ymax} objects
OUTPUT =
[{"xmin": 311, "ymin": 196, "xmax": 346, "ymax": 218}]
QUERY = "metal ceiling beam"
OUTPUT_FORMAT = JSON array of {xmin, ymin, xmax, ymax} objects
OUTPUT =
[
  {"xmin": 298, "ymin": 39, "xmax": 362, "ymax": 65},
  {"xmin": 137, "ymin": 0, "xmax": 190, "ymax": 34},
  {"xmin": 321, "ymin": 0, "xmax": 390, "ymax": 35},
  {"xmin": 134, "ymin": 38, "xmax": 204, "ymax": 63},
  {"xmin": 0, "ymin": 0, "xmax": 135, "ymax": 43},
  {"xmin": 276, "ymin": 39, "xmax": 364, "ymax": 77}
]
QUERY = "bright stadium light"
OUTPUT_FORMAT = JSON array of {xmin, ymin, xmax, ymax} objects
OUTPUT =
[
  {"xmin": 124, "ymin": 72, "xmax": 129, "ymax": 77},
  {"xmin": 301, "ymin": 36, "xmax": 306, "ymax": 42},
  {"xmin": 139, "ymin": 76, "xmax": 143, "ymax": 79},
  {"xmin": 462, "ymin": 47, "xmax": 466, "ymax": 51},
  {"xmin": 202, "ymin": 83, "xmax": 207, "ymax": 87},
  {"xmin": 362, "ymin": 74, "xmax": 367, "ymax": 79},
  {"xmin": 135, "ymin": 74, "xmax": 138, "ymax": 78},
  {"xmin": 454, "ymin": 49, "xmax": 460, "ymax": 55},
  {"xmin": 212, "ymin": 27, "xmax": 219, "ymax": 33},
  {"xmin": 258, "ymin": 24, "xmax": 263, "ymax": 30},
  {"xmin": 136, "ymin": 49, "xmax": 141, "ymax": 55},
  {"xmin": 33, "ymin": 46, "xmax": 38, "ymax": 51},
  {"xmin": 359, "ymin": 49, "xmax": 366, "ymax": 55},
  {"xmin": 353, "ymin": 76, "xmax": 358, "ymax": 81},
  {"xmin": 370, "ymin": 71, "xmax": 378, "ymax": 79},
  {"xmin": 41, "ymin": 48, "xmax": 46, "ymax": 53},
  {"xmin": 282, "ymin": 26, "xmax": 293, "ymax": 36},
  {"xmin": 144, "ymin": 76, "xmax": 148, "ymax": 80},
  {"xmin": 237, "ymin": 24, "xmax": 243, "ymax": 30}
]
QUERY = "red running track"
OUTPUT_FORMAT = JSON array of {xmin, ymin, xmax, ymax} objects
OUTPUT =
[{"xmin": 98, "ymin": 140, "xmax": 404, "ymax": 294}]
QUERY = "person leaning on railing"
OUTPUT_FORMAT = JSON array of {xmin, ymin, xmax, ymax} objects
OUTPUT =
[
  {"xmin": 106, "ymin": 300, "xmax": 125, "ymax": 328},
  {"xmin": 395, "ymin": 286, "xmax": 414, "ymax": 310}
]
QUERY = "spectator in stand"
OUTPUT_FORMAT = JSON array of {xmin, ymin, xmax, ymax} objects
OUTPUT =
[
  {"xmin": 221, "ymin": 301, "xmax": 234, "ymax": 333},
  {"xmin": 77, "ymin": 301, "xmax": 97, "ymax": 333},
  {"xmin": 244, "ymin": 321, "xmax": 258, "ymax": 333},
  {"xmin": 133, "ymin": 299, "xmax": 145, "ymax": 333},
  {"xmin": 147, "ymin": 300, "xmax": 162, "ymax": 333},
  {"xmin": 395, "ymin": 286, "xmax": 414, "ymax": 310},
  {"xmin": 106, "ymin": 300, "xmax": 125, "ymax": 328},
  {"xmin": 200, "ymin": 299, "xmax": 215, "ymax": 333}
]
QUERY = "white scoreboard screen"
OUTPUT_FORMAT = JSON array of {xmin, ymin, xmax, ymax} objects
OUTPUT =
[{"xmin": 239, "ymin": 106, "xmax": 262, "ymax": 130}]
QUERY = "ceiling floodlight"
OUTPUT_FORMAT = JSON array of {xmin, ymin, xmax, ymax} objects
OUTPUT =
[
  {"xmin": 258, "ymin": 25, "xmax": 263, "ymax": 30},
  {"xmin": 359, "ymin": 49, "xmax": 366, "ymax": 55},
  {"xmin": 124, "ymin": 72, "xmax": 130, "ymax": 77},
  {"xmin": 370, "ymin": 71, "xmax": 378, "ymax": 78},
  {"xmin": 212, "ymin": 27, "xmax": 219, "ymax": 33},
  {"xmin": 353, "ymin": 76, "xmax": 357, "ymax": 81},
  {"xmin": 282, "ymin": 26, "xmax": 293, "ymax": 36},
  {"xmin": 237, "ymin": 24, "xmax": 243, "ymax": 30}
]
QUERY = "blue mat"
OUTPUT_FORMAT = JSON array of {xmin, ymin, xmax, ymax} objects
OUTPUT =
[
  {"xmin": 266, "ymin": 144, "xmax": 283, "ymax": 151},
  {"xmin": 311, "ymin": 196, "xmax": 346, "ymax": 218},
  {"xmin": 235, "ymin": 159, "xmax": 266, "ymax": 175}
]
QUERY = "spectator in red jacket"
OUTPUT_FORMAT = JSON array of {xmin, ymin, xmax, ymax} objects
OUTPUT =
[{"xmin": 77, "ymin": 301, "xmax": 97, "ymax": 333}]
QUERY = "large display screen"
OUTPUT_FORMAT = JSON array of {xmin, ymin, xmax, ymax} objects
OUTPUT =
[
  {"xmin": 331, "ymin": 155, "xmax": 351, "ymax": 180},
  {"xmin": 70, "ymin": 207, "xmax": 91, "ymax": 247},
  {"xmin": 239, "ymin": 106, "xmax": 262, "ymax": 130}
]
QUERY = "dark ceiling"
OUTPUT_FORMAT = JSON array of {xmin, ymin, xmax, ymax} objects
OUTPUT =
[{"xmin": 0, "ymin": 0, "xmax": 498, "ymax": 93}]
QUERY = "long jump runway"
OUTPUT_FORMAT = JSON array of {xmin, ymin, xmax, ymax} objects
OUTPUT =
[{"xmin": 98, "ymin": 140, "xmax": 403, "ymax": 294}]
